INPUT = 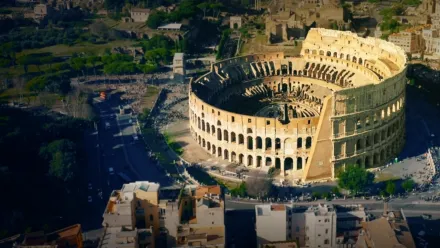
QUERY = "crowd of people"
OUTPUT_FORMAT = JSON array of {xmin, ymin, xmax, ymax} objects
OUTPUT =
[{"xmin": 152, "ymin": 83, "xmax": 189, "ymax": 131}]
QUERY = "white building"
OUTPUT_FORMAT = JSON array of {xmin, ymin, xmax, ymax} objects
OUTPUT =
[
  {"xmin": 304, "ymin": 204, "xmax": 337, "ymax": 248},
  {"xmin": 255, "ymin": 204, "xmax": 288, "ymax": 245},
  {"xmin": 255, "ymin": 204, "xmax": 366, "ymax": 248}
]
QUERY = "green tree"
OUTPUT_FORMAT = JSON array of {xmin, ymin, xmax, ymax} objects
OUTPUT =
[
  {"xmin": 210, "ymin": 3, "xmax": 223, "ymax": 18},
  {"xmin": 70, "ymin": 57, "xmax": 86, "ymax": 77},
  {"xmin": 337, "ymin": 165, "xmax": 374, "ymax": 195},
  {"xmin": 230, "ymin": 182, "xmax": 247, "ymax": 197},
  {"xmin": 86, "ymin": 56, "xmax": 101, "ymax": 76},
  {"xmin": 40, "ymin": 139, "xmax": 77, "ymax": 183},
  {"xmin": 402, "ymin": 179, "xmax": 415, "ymax": 192},
  {"xmin": 26, "ymin": 76, "xmax": 47, "ymax": 92},
  {"xmin": 312, "ymin": 192, "xmax": 321, "ymax": 199},
  {"xmin": 146, "ymin": 12, "xmax": 166, "ymax": 29},
  {"xmin": 386, "ymin": 180, "xmax": 396, "ymax": 196},
  {"xmin": 197, "ymin": 2, "xmax": 210, "ymax": 18},
  {"xmin": 331, "ymin": 186, "xmax": 340, "ymax": 196}
]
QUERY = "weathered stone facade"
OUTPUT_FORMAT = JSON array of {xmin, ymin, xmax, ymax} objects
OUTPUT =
[{"xmin": 189, "ymin": 28, "xmax": 407, "ymax": 182}]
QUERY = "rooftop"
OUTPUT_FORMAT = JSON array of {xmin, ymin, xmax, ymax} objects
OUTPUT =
[
  {"xmin": 18, "ymin": 224, "xmax": 81, "ymax": 247},
  {"xmin": 157, "ymin": 23, "xmax": 182, "ymax": 30},
  {"xmin": 306, "ymin": 203, "xmax": 335, "ymax": 216},
  {"xmin": 174, "ymin": 52, "xmax": 184, "ymax": 60},
  {"xmin": 121, "ymin": 181, "xmax": 160, "ymax": 193},
  {"xmin": 131, "ymin": 8, "xmax": 150, "ymax": 13},
  {"xmin": 256, "ymin": 204, "xmax": 286, "ymax": 216}
]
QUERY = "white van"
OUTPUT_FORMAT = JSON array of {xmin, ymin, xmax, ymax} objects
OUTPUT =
[{"xmin": 108, "ymin": 167, "xmax": 114, "ymax": 175}]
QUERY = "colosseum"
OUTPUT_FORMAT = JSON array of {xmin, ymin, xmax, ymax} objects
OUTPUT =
[{"xmin": 188, "ymin": 28, "xmax": 408, "ymax": 182}]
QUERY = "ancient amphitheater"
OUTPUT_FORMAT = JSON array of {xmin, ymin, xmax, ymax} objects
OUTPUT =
[{"xmin": 188, "ymin": 28, "xmax": 408, "ymax": 182}]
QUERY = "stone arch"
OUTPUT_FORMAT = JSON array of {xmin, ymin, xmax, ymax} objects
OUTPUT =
[
  {"xmin": 297, "ymin": 137, "xmax": 303, "ymax": 148},
  {"xmin": 206, "ymin": 123, "xmax": 210, "ymax": 133},
  {"xmin": 340, "ymin": 53, "xmax": 344, "ymax": 59},
  {"xmin": 266, "ymin": 157, "xmax": 272, "ymax": 166},
  {"xmin": 297, "ymin": 157, "xmax": 303, "ymax": 170},
  {"xmin": 231, "ymin": 132, "xmax": 236, "ymax": 142},
  {"xmin": 387, "ymin": 106, "xmax": 391, "ymax": 117},
  {"xmin": 224, "ymin": 130, "xmax": 229, "ymax": 142},
  {"xmin": 305, "ymin": 49, "xmax": 310, "ymax": 54},
  {"xmin": 202, "ymin": 139, "xmax": 206, "ymax": 147},
  {"xmin": 333, "ymin": 52, "xmax": 337, "ymax": 57},
  {"xmin": 392, "ymin": 104, "xmax": 396, "ymax": 113},
  {"xmin": 305, "ymin": 137, "xmax": 312, "ymax": 149},
  {"xmin": 202, "ymin": 120, "xmax": 205, "ymax": 131},
  {"xmin": 312, "ymin": 50, "xmax": 317, "ymax": 55},
  {"xmin": 224, "ymin": 149, "xmax": 229, "ymax": 160},
  {"xmin": 212, "ymin": 144, "xmax": 216, "ymax": 155},
  {"xmin": 239, "ymin": 154, "xmax": 244, "ymax": 164},
  {"xmin": 231, "ymin": 152, "xmax": 237, "ymax": 162},
  {"xmin": 247, "ymin": 155, "xmax": 253, "ymax": 166},
  {"xmin": 247, "ymin": 136, "xmax": 253, "ymax": 150},
  {"xmin": 352, "ymin": 56, "xmax": 357, "ymax": 63},
  {"xmin": 218, "ymin": 147, "xmax": 222, "ymax": 157},
  {"xmin": 275, "ymin": 158, "xmax": 281, "ymax": 169},
  {"xmin": 265, "ymin": 138, "xmax": 272, "ymax": 150},
  {"xmin": 247, "ymin": 128, "xmax": 253, "ymax": 134},
  {"xmin": 320, "ymin": 50, "xmax": 325, "ymax": 56},
  {"xmin": 198, "ymin": 117, "xmax": 201, "ymax": 129},
  {"xmin": 326, "ymin": 51, "xmax": 331, "ymax": 56},
  {"xmin": 285, "ymin": 157, "xmax": 294, "ymax": 170},
  {"xmin": 275, "ymin": 138, "xmax": 281, "ymax": 149},
  {"xmin": 256, "ymin": 137, "xmax": 263, "ymax": 149},
  {"xmin": 380, "ymin": 149, "xmax": 385, "ymax": 162},
  {"xmin": 356, "ymin": 139, "xmax": 362, "ymax": 151},
  {"xmin": 207, "ymin": 142, "xmax": 211, "ymax": 151},
  {"xmin": 238, "ymin": 134, "xmax": 244, "ymax": 144},
  {"xmin": 373, "ymin": 153, "xmax": 379, "ymax": 165},
  {"xmin": 365, "ymin": 156, "xmax": 371, "ymax": 168},
  {"xmin": 217, "ymin": 120, "xmax": 221, "ymax": 126},
  {"xmin": 256, "ymin": 156, "xmax": 262, "ymax": 167},
  {"xmin": 358, "ymin": 58, "xmax": 363, "ymax": 65},
  {"xmin": 211, "ymin": 125, "xmax": 215, "ymax": 134},
  {"xmin": 217, "ymin": 128, "xmax": 222, "ymax": 141},
  {"xmin": 346, "ymin": 54, "xmax": 350, "ymax": 61},
  {"xmin": 198, "ymin": 135, "xmax": 201, "ymax": 145}
]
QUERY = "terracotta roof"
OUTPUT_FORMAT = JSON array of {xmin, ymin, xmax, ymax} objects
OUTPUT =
[
  {"xmin": 271, "ymin": 204, "xmax": 286, "ymax": 211},
  {"xmin": 195, "ymin": 185, "xmax": 221, "ymax": 197}
]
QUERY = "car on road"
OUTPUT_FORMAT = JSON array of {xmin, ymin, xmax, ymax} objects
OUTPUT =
[
  {"xmin": 88, "ymin": 183, "xmax": 92, "ymax": 190},
  {"xmin": 129, "ymin": 119, "xmax": 133, "ymax": 124},
  {"xmin": 105, "ymin": 122, "xmax": 110, "ymax": 129},
  {"xmin": 88, "ymin": 196, "xmax": 92, "ymax": 203},
  {"xmin": 109, "ymin": 167, "xmax": 115, "ymax": 175},
  {"xmin": 133, "ymin": 135, "xmax": 139, "ymax": 141}
]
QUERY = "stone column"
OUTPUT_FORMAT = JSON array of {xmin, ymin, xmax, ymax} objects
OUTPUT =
[{"xmin": 280, "ymin": 158, "xmax": 285, "ymax": 175}]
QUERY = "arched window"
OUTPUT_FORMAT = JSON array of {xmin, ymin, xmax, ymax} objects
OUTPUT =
[{"xmin": 150, "ymin": 214, "xmax": 153, "ymax": 221}]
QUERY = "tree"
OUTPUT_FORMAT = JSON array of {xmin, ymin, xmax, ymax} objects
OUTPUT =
[
  {"xmin": 337, "ymin": 165, "xmax": 374, "ymax": 195},
  {"xmin": 40, "ymin": 139, "xmax": 77, "ymax": 183},
  {"xmin": 70, "ymin": 57, "xmax": 86, "ymax": 77},
  {"xmin": 230, "ymin": 182, "xmax": 247, "ymax": 197},
  {"xmin": 402, "ymin": 179, "xmax": 415, "ymax": 192},
  {"xmin": 245, "ymin": 172, "xmax": 272, "ymax": 198},
  {"xmin": 312, "ymin": 192, "xmax": 321, "ymax": 199},
  {"xmin": 146, "ymin": 12, "xmax": 166, "ymax": 29},
  {"xmin": 86, "ymin": 56, "xmax": 101, "ymax": 76},
  {"xmin": 386, "ymin": 180, "xmax": 396, "ymax": 196},
  {"xmin": 197, "ymin": 2, "xmax": 210, "ymax": 18},
  {"xmin": 331, "ymin": 186, "xmax": 340, "ymax": 196},
  {"xmin": 26, "ymin": 76, "xmax": 47, "ymax": 92}
]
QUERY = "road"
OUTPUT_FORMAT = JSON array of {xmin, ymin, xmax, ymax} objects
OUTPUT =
[{"xmin": 81, "ymin": 95, "xmax": 172, "ymax": 231}]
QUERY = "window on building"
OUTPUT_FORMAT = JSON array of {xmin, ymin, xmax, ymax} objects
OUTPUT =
[
  {"xmin": 324, "ymin": 239, "xmax": 329, "ymax": 244},
  {"xmin": 296, "ymin": 226, "xmax": 300, "ymax": 232},
  {"xmin": 150, "ymin": 214, "xmax": 153, "ymax": 221},
  {"xmin": 248, "ymin": 118, "xmax": 251, "ymax": 123},
  {"xmin": 232, "ymin": 116, "xmax": 235, "ymax": 122},
  {"xmin": 325, "ymin": 229, "xmax": 328, "ymax": 234}
]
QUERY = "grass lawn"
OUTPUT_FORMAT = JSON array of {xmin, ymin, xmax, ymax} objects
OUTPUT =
[
  {"xmin": 18, "ymin": 40, "xmax": 137, "ymax": 57},
  {"xmin": 0, "ymin": 87, "xmax": 61, "ymax": 108},
  {"xmin": 374, "ymin": 172, "xmax": 401, "ymax": 182},
  {"xmin": 141, "ymin": 127, "xmax": 178, "ymax": 175},
  {"xmin": 141, "ymin": 85, "xmax": 161, "ymax": 110}
]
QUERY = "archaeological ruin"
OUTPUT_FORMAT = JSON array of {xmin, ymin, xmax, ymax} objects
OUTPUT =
[{"xmin": 189, "ymin": 28, "xmax": 408, "ymax": 182}]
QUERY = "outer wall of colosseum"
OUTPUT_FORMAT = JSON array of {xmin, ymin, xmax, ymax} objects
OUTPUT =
[{"xmin": 188, "ymin": 28, "xmax": 408, "ymax": 182}]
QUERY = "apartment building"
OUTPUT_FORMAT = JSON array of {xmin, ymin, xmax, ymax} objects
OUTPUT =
[
  {"xmin": 159, "ymin": 185, "xmax": 225, "ymax": 248},
  {"xmin": 304, "ymin": 204, "xmax": 337, "ymax": 248},
  {"xmin": 255, "ymin": 204, "xmax": 367, "ymax": 248},
  {"xmin": 356, "ymin": 210, "xmax": 416, "ymax": 248},
  {"xmin": 388, "ymin": 27, "xmax": 425, "ymax": 54},
  {"xmin": 130, "ymin": 8, "xmax": 150, "ymax": 23},
  {"xmin": 101, "ymin": 181, "xmax": 159, "ymax": 248},
  {"xmin": 34, "ymin": 4, "xmax": 54, "ymax": 19},
  {"xmin": 0, "ymin": 224, "xmax": 83, "ymax": 248}
]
